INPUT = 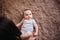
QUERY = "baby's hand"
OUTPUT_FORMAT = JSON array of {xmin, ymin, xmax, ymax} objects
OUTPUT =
[{"xmin": 33, "ymin": 33, "xmax": 38, "ymax": 37}]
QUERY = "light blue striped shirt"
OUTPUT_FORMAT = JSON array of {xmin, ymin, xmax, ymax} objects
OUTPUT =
[{"xmin": 21, "ymin": 18, "xmax": 36, "ymax": 34}]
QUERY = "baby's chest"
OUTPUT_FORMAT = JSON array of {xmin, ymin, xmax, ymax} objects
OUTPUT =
[{"xmin": 23, "ymin": 20, "xmax": 33, "ymax": 24}]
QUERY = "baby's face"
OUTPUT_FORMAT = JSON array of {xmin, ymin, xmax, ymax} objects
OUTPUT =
[{"xmin": 24, "ymin": 10, "xmax": 33, "ymax": 19}]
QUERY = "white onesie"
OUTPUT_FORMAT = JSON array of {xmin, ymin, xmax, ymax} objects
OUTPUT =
[{"xmin": 21, "ymin": 18, "xmax": 36, "ymax": 34}]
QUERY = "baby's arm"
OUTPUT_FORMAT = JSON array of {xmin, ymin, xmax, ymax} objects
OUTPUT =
[
  {"xmin": 34, "ymin": 23, "xmax": 38, "ymax": 36},
  {"xmin": 16, "ymin": 21, "xmax": 22, "ymax": 28}
]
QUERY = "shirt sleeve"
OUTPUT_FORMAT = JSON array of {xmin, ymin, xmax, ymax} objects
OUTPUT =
[{"xmin": 33, "ymin": 19, "xmax": 36, "ymax": 25}]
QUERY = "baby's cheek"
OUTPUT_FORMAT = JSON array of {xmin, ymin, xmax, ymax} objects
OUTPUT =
[
  {"xmin": 25, "ymin": 16, "xmax": 28, "ymax": 18},
  {"xmin": 30, "ymin": 15, "xmax": 33, "ymax": 18}
]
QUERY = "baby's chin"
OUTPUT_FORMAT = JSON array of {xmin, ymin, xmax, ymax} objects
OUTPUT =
[
  {"xmin": 30, "ymin": 16, "xmax": 33, "ymax": 18},
  {"xmin": 28, "ymin": 18, "xmax": 33, "ymax": 19},
  {"xmin": 29, "ymin": 17, "xmax": 33, "ymax": 19},
  {"xmin": 24, "ymin": 17, "xmax": 33, "ymax": 19}
]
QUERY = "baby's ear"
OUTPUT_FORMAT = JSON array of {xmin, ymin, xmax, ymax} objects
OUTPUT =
[
  {"xmin": 32, "ymin": 12, "xmax": 33, "ymax": 14},
  {"xmin": 32, "ymin": 12, "xmax": 35, "ymax": 14}
]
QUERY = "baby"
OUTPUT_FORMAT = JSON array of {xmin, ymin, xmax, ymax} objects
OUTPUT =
[{"xmin": 16, "ymin": 9, "xmax": 38, "ymax": 40}]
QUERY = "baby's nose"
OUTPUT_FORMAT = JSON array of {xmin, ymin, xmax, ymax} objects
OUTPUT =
[{"xmin": 28, "ymin": 15, "xmax": 30, "ymax": 17}]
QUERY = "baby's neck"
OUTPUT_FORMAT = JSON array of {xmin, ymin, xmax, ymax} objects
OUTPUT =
[{"xmin": 24, "ymin": 18, "xmax": 32, "ymax": 20}]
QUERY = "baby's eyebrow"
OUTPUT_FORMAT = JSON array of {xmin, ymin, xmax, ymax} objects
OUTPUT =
[
  {"xmin": 25, "ymin": 13, "xmax": 28, "ymax": 14},
  {"xmin": 25, "ymin": 14, "xmax": 28, "ymax": 15}
]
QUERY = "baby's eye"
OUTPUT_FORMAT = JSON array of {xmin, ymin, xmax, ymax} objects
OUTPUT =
[
  {"xmin": 29, "ymin": 13, "xmax": 32, "ymax": 15},
  {"xmin": 30, "ymin": 14, "xmax": 31, "ymax": 15}
]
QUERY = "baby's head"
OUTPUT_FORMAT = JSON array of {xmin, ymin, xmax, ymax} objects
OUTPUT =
[{"xmin": 23, "ymin": 9, "xmax": 33, "ymax": 19}]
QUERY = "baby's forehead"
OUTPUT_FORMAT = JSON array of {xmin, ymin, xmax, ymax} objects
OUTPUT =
[{"xmin": 24, "ymin": 10, "xmax": 32, "ymax": 14}]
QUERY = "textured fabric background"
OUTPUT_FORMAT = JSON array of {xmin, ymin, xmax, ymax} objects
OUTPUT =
[
  {"xmin": 2, "ymin": 0, "xmax": 60, "ymax": 40},
  {"xmin": 0, "ymin": 0, "xmax": 2, "ymax": 16}
]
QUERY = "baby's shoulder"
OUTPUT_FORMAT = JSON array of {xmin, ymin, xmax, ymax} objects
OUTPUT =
[
  {"xmin": 31, "ymin": 19, "xmax": 36, "ymax": 24},
  {"xmin": 31, "ymin": 19, "xmax": 35, "ymax": 21},
  {"xmin": 31, "ymin": 19, "xmax": 36, "ymax": 23}
]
